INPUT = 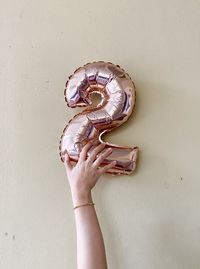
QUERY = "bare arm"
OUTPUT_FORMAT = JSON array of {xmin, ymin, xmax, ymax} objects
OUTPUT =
[{"xmin": 64, "ymin": 141, "xmax": 116, "ymax": 269}]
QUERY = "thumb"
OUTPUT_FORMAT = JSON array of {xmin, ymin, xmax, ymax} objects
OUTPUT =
[{"xmin": 64, "ymin": 152, "xmax": 73, "ymax": 172}]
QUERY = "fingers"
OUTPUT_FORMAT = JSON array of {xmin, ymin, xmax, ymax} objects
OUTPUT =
[
  {"xmin": 98, "ymin": 160, "xmax": 117, "ymax": 175},
  {"xmin": 87, "ymin": 143, "xmax": 106, "ymax": 164},
  {"xmin": 78, "ymin": 141, "xmax": 93, "ymax": 163},
  {"xmin": 93, "ymin": 147, "xmax": 113, "ymax": 168},
  {"xmin": 64, "ymin": 152, "xmax": 73, "ymax": 172}
]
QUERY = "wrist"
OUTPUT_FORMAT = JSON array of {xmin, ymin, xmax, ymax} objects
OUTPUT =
[{"xmin": 71, "ymin": 190, "xmax": 93, "ymax": 207}]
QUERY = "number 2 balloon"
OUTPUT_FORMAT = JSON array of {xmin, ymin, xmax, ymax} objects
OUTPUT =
[{"xmin": 59, "ymin": 61, "xmax": 139, "ymax": 175}]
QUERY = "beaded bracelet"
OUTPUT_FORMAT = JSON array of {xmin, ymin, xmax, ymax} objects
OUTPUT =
[{"xmin": 73, "ymin": 202, "xmax": 95, "ymax": 210}]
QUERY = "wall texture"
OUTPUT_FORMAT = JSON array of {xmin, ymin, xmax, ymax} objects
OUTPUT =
[{"xmin": 1, "ymin": 0, "xmax": 200, "ymax": 268}]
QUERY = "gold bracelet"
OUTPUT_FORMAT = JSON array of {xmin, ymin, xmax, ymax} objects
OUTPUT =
[{"xmin": 73, "ymin": 202, "xmax": 95, "ymax": 210}]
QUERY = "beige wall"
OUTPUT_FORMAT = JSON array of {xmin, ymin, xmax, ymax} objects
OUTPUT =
[{"xmin": 1, "ymin": 0, "xmax": 200, "ymax": 268}]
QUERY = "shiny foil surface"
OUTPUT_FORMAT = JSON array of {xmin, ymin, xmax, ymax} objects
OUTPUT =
[{"xmin": 59, "ymin": 61, "xmax": 139, "ymax": 175}]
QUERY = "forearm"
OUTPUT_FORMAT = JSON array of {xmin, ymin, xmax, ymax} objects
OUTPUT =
[{"xmin": 72, "ymin": 192, "xmax": 108, "ymax": 269}]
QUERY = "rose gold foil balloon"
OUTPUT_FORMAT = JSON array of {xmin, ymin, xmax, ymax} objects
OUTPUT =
[{"xmin": 59, "ymin": 61, "xmax": 139, "ymax": 175}]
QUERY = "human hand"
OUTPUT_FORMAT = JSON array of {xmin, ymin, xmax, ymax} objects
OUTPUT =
[{"xmin": 64, "ymin": 141, "xmax": 116, "ymax": 206}]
